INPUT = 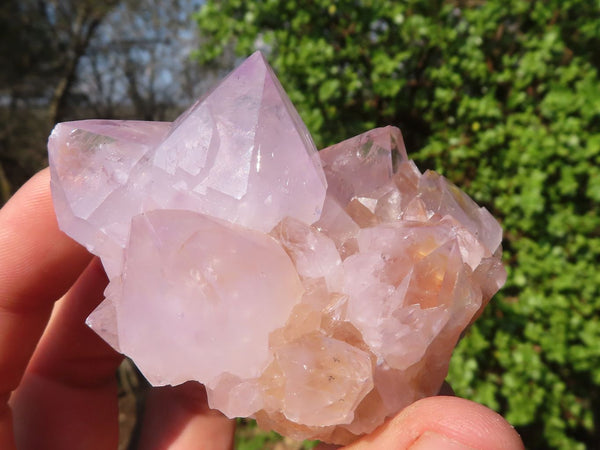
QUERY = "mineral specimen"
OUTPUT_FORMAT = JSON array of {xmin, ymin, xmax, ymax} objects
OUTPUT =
[{"xmin": 48, "ymin": 51, "xmax": 506, "ymax": 444}]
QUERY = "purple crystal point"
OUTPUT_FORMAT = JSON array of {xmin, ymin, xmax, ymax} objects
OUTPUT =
[
  {"xmin": 49, "ymin": 51, "xmax": 327, "ymax": 278},
  {"xmin": 152, "ymin": 51, "xmax": 327, "ymax": 232}
]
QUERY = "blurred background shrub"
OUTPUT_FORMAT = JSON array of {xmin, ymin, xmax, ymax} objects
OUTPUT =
[{"xmin": 196, "ymin": 1, "xmax": 600, "ymax": 448}]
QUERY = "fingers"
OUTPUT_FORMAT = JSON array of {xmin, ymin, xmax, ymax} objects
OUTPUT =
[
  {"xmin": 345, "ymin": 396, "xmax": 524, "ymax": 450},
  {"xmin": 137, "ymin": 382, "xmax": 235, "ymax": 450},
  {"xmin": 10, "ymin": 258, "xmax": 123, "ymax": 450},
  {"xmin": 0, "ymin": 169, "xmax": 92, "ymax": 447},
  {"xmin": 1, "ymin": 169, "xmax": 233, "ymax": 449},
  {"xmin": 23, "ymin": 258, "xmax": 122, "ymax": 387}
]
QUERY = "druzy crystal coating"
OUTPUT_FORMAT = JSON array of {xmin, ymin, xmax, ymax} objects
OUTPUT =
[{"xmin": 48, "ymin": 52, "xmax": 506, "ymax": 444}]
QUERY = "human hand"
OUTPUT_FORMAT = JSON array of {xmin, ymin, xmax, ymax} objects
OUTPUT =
[
  {"xmin": 1, "ymin": 169, "xmax": 523, "ymax": 449},
  {"xmin": 0, "ymin": 169, "xmax": 234, "ymax": 449}
]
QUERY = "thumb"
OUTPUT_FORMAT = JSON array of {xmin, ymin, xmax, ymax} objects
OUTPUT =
[{"xmin": 342, "ymin": 396, "xmax": 523, "ymax": 450}]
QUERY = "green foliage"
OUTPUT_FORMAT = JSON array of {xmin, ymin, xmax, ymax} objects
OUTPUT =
[
  {"xmin": 195, "ymin": 1, "xmax": 600, "ymax": 448},
  {"xmin": 235, "ymin": 419, "xmax": 282, "ymax": 450},
  {"xmin": 235, "ymin": 419, "xmax": 319, "ymax": 450}
]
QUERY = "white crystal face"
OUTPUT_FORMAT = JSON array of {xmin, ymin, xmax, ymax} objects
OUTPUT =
[
  {"xmin": 116, "ymin": 210, "xmax": 303, "ymax": 386},
  {"xmin": 48, "ymin": 52, "xmax": 506, "ymax": 445}
]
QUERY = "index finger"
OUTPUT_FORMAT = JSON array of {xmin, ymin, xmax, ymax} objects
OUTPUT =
[{"xmin": 0, "ymin": 168, "xmax": 92, "ymax": 447}]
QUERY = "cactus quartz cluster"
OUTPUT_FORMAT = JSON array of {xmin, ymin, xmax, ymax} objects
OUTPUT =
[{"xmin": 48, "ymin": 52, "xmax": 506, "ymax": 444}]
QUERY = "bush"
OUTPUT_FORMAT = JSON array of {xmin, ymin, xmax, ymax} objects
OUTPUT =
[{"xmin": 195, "ymin": 1, "xmax": 600, "ymax": 448}]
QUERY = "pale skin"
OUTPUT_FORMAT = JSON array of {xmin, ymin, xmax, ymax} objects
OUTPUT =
[{"xmin": 0, "ymin": 169, "xmax": 524, "ymax": 450}]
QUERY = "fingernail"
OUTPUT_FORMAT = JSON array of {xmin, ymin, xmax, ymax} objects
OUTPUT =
[{"xmin": 409, "ymin": 431, "xmax": 477, "ymax": 449}]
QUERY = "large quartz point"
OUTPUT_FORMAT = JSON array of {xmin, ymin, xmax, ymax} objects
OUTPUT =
[
  {"xmin": 49, "ymin": 51, "xmax": 326, "ymax": 278},
  {"xmin": 48, "ymin": 52, "xmax": 506, "ymax": 445}
]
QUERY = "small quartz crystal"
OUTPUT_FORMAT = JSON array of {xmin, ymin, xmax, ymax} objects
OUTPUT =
[{"xmin": 48, "ymin": 52, "xmax": 506, "ymax": 444}]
